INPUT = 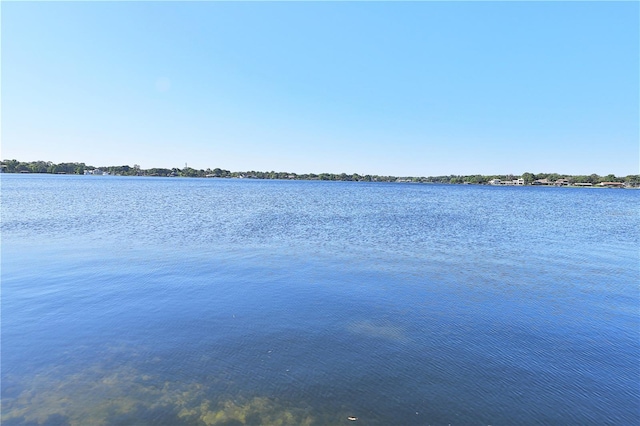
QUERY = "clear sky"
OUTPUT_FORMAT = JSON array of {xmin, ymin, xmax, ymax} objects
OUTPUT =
[{"xmin": 2, "ymin": 1, "xmax": 638, "ymax": 176}]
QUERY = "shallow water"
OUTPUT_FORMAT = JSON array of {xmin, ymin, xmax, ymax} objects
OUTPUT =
[{"xmin": 2, "ymin": 174, "xmax": 638, "ymax": 425}]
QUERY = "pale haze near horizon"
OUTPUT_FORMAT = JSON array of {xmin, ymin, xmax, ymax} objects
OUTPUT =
[{"xmin": 2, "ymin": 1, "xmax": 638, "ymax": 176}]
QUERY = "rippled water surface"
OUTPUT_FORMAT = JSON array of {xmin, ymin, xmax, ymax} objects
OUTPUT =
[{"xmin": 2, "ymin": 174, "xmax": 638, "ymax": 425}]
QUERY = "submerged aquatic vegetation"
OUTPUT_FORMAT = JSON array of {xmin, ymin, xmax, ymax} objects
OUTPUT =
[
  {"xmin": 178, "ymin": 397, "xmax": 314, "ymax": 426},
  {"xmin": 1, "ymin": 362, "xmax": 315, "ymax": 425}
]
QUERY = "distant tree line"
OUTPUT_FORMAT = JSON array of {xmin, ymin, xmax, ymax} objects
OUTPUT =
[
  {"xmin": 2, "ymin": 159, "xmax": 638, "ymax": 186},
  {"xmin": 422, "ymin": 172, "xmax": 639, "ymax": 185}
]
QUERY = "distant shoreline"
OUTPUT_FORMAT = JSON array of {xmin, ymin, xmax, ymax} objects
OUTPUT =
[
  {"xmin": 5, "ymin": 173, "xmax": 635, "ymax": 190},
  {"xmin": 2, "ymin": 159, "xmax": 638, "ymax": 188}
]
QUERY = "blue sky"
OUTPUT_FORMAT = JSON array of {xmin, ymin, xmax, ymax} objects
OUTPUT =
[{"xmin": 3, "ymin": 1, "xmax": 638, "ymax": 176}]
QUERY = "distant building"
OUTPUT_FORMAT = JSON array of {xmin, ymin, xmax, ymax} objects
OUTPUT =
[
  {"xmin": 85, "ymin": 169, "xmax": 107, "ymax": 176},
  {"xmin": 489, "ymin": 178, "xmax": 524, "ymax": 186},
  {"xmin": 599, "ymin": 182, "xmax": 624, "ymax": 188}
]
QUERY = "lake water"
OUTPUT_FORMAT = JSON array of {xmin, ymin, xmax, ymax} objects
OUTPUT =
[{"xmin": 1, "ymin": 174, "xmax": 638, "ymax": 425}]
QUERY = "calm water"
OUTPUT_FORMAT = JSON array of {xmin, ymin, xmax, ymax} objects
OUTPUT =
[{"xmin": 2, "ymin": 174, "xmax": 638, "ymax": 425}]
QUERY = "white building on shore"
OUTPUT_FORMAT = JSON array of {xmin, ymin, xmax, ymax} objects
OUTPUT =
[{"xmin": 489, "ymin": 178, "xmax": 524, "ymax": 186}]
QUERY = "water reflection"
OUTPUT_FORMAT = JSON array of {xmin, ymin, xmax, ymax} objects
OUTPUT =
[{"xmin": 347, "ymin": 320, "xmax": 407, "ymax": 342}]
